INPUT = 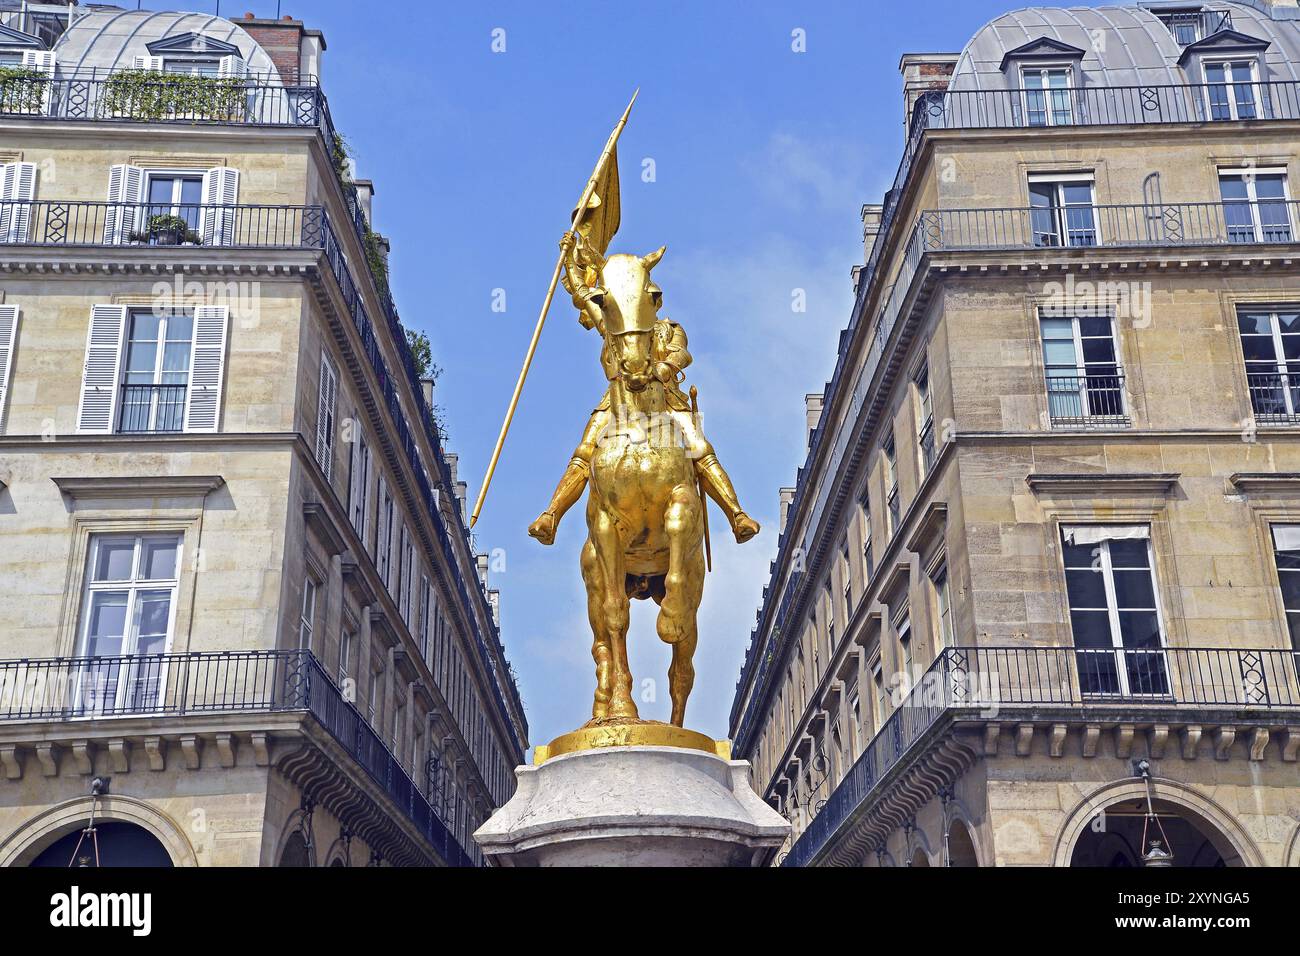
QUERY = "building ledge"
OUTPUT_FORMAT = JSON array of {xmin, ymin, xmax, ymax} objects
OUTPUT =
[
  {"xmin": 52, "ymin": 474, "xmax": 225, "ymax": 500},
  {"xmin": 1024, "ymin": 472, "xmax": 1180, "ymax": 495}
]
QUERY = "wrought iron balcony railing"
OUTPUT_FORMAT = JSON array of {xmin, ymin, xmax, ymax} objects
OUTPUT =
[
  {"xmin": 0, "ymin": 72, "xmax": 326, "ymax": 127},
  {"xmin": 919, "ymin": 199, "xmax": 1299, "ymax": 252},
  {"xmin": 0, "ymin": 199, "xmax": 323, "ymax": 248},
  {"xmin": 0, "ymin": 649, "xmax": 474, "ymax": 867},
  {"xmin": 118, "ymin": 383, "xmax": 187, "ymax": 434},
  {"xmin": 914, "ymin": 79, "xmax": 1300, "ymax": 131},
  {"xmin": 782, "ymin": 644, "xmax": 1300, "ymax": 867},
  {"xmin": 1247, "ymin": 371, "xmax": 1300, "ymax": 425},
  {"xmin": 1044, "ymin": 368, "xmax": 1129, "ymax": 428}
]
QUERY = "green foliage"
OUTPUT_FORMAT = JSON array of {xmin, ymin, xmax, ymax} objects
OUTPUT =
[
  {"xmin": 103, "ymin": 69, "xmax": 245, "ymax": 121},
  {"xmin": 0, "ymin": 67, "xmax": 49, "ymax": 114},
  {"xmin": 405, "ymin": 327, "xmax": 439, "ymax": 381},
  {"xmin": 129, "ymin": 213, "xmax": 202, "ymax": 245},
  {"xmin": 332, "ymin": 132, "xmax": 353, "ymax": 184},
  {"xmin": 363, "ymin": 228, "xmax": 390, "ymax": 300}
]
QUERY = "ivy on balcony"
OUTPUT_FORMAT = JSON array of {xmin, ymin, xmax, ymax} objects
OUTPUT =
[
  {"xmin": 103, "ymin": 69, "xmax": 246, "ymax": 121},
  {"xmin": 0, "ymin": 67, "xmax": 49, "ymax": 115}
]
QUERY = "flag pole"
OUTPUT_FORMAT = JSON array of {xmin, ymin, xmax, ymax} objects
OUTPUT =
[{"xmin": 469, "ymin": 88, "xmax": 638, "ymax": 528}]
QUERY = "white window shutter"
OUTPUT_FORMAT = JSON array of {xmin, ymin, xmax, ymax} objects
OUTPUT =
[
  {"xmin": 183, "ymin": 305, "xmax": 228, "ymax": 432},
  {"xmin": 0, "ymin": 305, "xmax": 19, "ymax": 433},
  {"xmin": 218, "ymin": 55, "xmax": 248, "ymax": 79},
  {"xmin": 376, "ymin": 476, "xmax": 390, "ymax": 572},
  {"xmin": 0, "ymin": 162, "xmax": 36, "ymax": 243},
  {"xmin": 363, "ymin": 448, "xmax": 374, "ymax": 552},
  {"xmin": 348, "ymin": 419, "xmax": 363, "ymax": 523},
  {"xmin": 315, "ymin": 353, "xmax": 337, "ymax": 481},
  {"xmin": 104, "ymin": 163, "xmax": 144, "ymax": 245},
  {"xmin": 200, "ymin": 166, "xmax": 239, "ymax": 246},
  {"xmin": 76, "ymin": 305, "xmax": 127, "ymax": 433},
  {"xmin": 131, "ymin": 55, "xmax": 164, "ymax": 71}
]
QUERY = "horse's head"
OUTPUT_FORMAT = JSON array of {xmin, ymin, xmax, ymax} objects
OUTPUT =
[{"xmin": 596, "ymin": 247, "xmax": 665, "ymax": 393}]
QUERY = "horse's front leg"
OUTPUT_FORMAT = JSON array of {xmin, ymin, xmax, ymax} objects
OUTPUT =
[
  {"xmin": 580, "ymin": 538, "xmax": 612, "ymax": 720},
  {"xmin": 590, "ymin": 508, "xmax": 637, "ymax": 719},
  {"xmin": 658, "ymin": 484, "xmax": 705, "ymax": 727}
]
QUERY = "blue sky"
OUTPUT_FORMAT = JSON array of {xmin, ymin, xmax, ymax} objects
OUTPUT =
[{"xmin": 233, "ymin": 0, "xmax": 1112, "ymax": 750}]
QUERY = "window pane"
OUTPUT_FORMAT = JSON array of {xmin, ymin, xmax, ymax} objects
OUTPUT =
[
  {"xmin": 1241, "ymin": 335, "xmax": 1280, "ymax": 363},
  {"xmin": 1112, "ymin": 568, "xmax": 1156, "ymax": 608},
  {"xmin": 147, "ymin": 177, "xmax": 175, "ymax": 205},
  {"xmin": 1062, "ymin": 183, "xmax": 1093, "ymax": 205},
  {"xmin": 178, "ymin": 177, "xmax": 204, "ymax": 206},
  {"xmin": 134, "ymin": 590, "xmax": 172, "ymax": 655},
  {"xmin": 1062, "ymin": 541, "xmax": 1098, "ymax": 568},
  {"xmin": 1107, "ymin": 538, "xmax": 1150, "ymax": 569},
  {"xmin": 1278, "ymin": 569, "xmax": 1300, "ymax": 608},
  {"xmin": 1255, "ymin": 175, "xmax": 1286, "ymax": 201},
  {"xmin": 1043, "ymin": 339, "xmax": 1078, "ymax": 368},
  {"xmin": 1238, "ymin": 312, "xmax": 1274, "ymax": 335},
  {"xmin": 140, "ymin": 537, "xmax": 179, "ymax": 580},
  {"xmin": 85, "ymin": 591, "xmax": 129, "ymax": 655},
  {"xmin": 1082, "ymin": 337, "xmax": 1117, "ymax": 364},
  {"xmin": 1117, "ymin": 610, "xmax": 1161, "ymax": 649},
  {"xmin": 1218, "ymin": 176, "xmax": 1249, "ymax": 201},
  {"xmin": 1069, "ymin": 609, "xmax": 1113, "ymax": 648},
  {"xmin": 1065, "ymin": 567, "xmax": 1107, "ymax": 608},
  {"xmin": 93, "ymin": 539, "xmax": 136, "ymax": 581}
]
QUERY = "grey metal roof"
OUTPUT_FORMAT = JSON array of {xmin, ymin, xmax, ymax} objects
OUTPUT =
[
  {"xmin": 51, "ymin": 9, "xmax": 280, "ymax": 78},
  {"xmin": 949, "ymin": 2, "xmax": 1300, "ymax": 90}
]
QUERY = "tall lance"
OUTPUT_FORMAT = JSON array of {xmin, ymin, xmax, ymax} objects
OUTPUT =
[{"xmin": 470, "ymin": 89, "xmax": 638, "ymax": 528}]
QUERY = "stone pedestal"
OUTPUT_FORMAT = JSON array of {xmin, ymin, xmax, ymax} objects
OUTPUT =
[{"xmin": 473, "ymin": 745, "xmax": 789, "ymax": 867}]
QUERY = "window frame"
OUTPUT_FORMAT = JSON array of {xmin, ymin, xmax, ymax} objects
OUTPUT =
[
  {"xmin": 1027, "ymin": 171, "xmax": 1097, "ymax": 247},
  {"xmin": 1039, "ymin": 309, "xmax": 1128, "ymax": 427},
  {"xmin": 74, "ymin": 532, "xmax": 183, "ymax": 715},
  {"xmin": 1201, "ymin": 56, "xmax": 1260, "ymax": 122},
  {"xmin": 1218, "ymin": 166, "xmax": 1293, "ymax": 244},
  {"xmin": 1238, "ymin": 305, "xmax": 1300, "ymax": 423},
  {"xmin": 1060, "ymin": 525, "xmax": 1170, "ymax": 698},
  {"xmin": 1019, "ymin": 63, "xmax": 1075, "ymax": 127}
]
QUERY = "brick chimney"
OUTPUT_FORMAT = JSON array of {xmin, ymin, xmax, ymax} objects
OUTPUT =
[
  {"xmin": 237, "ymin": 13, "xmax": 326, "ymax": 84},
  {"xmin": 898, "ymin": 53, "xmax": 959, "ymax": 130}
]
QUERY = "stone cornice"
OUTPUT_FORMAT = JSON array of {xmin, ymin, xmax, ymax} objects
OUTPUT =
[
  {"xmin": 52, "ymin": 474, "xmax": 225, "ymax": 500},
  {"xmin": 1025, "ymin": 472, "xmax": 1180, "ymax": 495},
  {"xmin": 303, "ymin": 501, "xmax": 348, "ymax": 556},
  {"xmin": 1229, "ymin": 472, "xmax": 1300, "ymax": 493}
]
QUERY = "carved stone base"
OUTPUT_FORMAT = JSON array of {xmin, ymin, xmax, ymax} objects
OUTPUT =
[{"xmin": 473, "ymin": 745, "xmax": 789, "ymax": 867}]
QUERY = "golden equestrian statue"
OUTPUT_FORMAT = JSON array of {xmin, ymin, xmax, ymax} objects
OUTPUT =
[{"xmin": 471, "ymin": 92, "xmax": 759, "ymax": 750}]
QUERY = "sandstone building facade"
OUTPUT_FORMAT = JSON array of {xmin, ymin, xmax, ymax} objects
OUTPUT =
[
  {"xmin": 0, "ymin": 5, "xmax": 527, "ymax": 866},
  {"xmin": 731, "ymin": 0, "xmax": 1300, "ymax": 867}
]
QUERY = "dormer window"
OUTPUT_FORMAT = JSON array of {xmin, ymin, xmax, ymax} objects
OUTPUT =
[
  {"xmin": 999, "ymin": 38, "xmax": 1086, "ymax": 128},
  {"xmin": 1204, "ymin": 58, "xmax": 1258, "ymax": 120},
  {"xmin": 1022, "ymin": 66, "xmax": 1073, "ymax": 126},
  {"xmin": 1150, "ymin": 6, "xmax": 1233, "ymax": 46}
]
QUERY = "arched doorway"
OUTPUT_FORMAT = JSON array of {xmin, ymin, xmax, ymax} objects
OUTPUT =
[
  {"xmin": 1069, "ymin": 797, "xmax": 1234, "ymax": 867},
  {"xmin": 278, "ymin": 830, "xmax": 312, "ymax": 867},
  {"xmin": 29, "ymin": 821, "xmax": 173, "ymax": 867},
  {"xmin": 947, "ymin": 820, "xmax": 979, "ymax": 867},
  {"xmin": 910, "ymin": 848, "xmax": 930, "ymax": 867}
]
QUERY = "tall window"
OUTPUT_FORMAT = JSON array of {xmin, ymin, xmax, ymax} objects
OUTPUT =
[
  {"xmin": 339, "ymin": 628, "xmax": 353, "ymax": 689},
  {"xmin": 315, "ymin": 354, "xmax": 338, "ymax": 482},
  {"xmin": 882, "ymin": 433, "xmax": 899, "ymax": 536},
  {"xmin": 1219, "ymin": 169, "xmax": 1291, "ymax": 244},
  {"xmin": 1271, "ymin": 526, "xmax": 1300, "ymax": 648},
  {"xmin": 119, "ymin": 310, "xmax": 192, "ymax": 433},
  {"xmin": 1028, "ymin": 173, "xmax": 1096, "ymax": 247},
  {"xmin": 860, "ymin": 489, "xmax": 875, "ymax": 583},
  {"xmin": 824, "ymin": 582, "xmax": 835, "ymax": 648},
  {"xmin": 1021, "ymin": 66, "xmax": 1072, "ymax": 126},
  {"xmin": 145, "ymin": 171, "xmax": 203, "ymax": 231},
  {"xmin": 1205, "ymin": 59, "xmax": 1258, "ymax": 121},
  {"xmin": 348, "ymin": 423, "xmax": 371, "ymax": 535},
  {"xmin": 75, "ymin": 534, "xmax": 181, "ymax": 714},
  {"xmin": 932, "ymin": 564, "xmax": 953, "ymax": 650},
  {"xmin": 840, "ymin": 544, "xmax": 852, "ymax": 613},
  {"xmin": 871, "ymin": 655, "xmax": 886, "ymax": 729},
  {"xmin": 1039, "ymin": 312, "xmax": 1126, "ymax": 426},
  {"xmin": 896, "ymin": 611, "xmax": 914, "ymax": 687},
  {"xmin": 1062, "ymin": 525, "xmax": 1168, "ymax": 697},
  {"xmin": 914, "ymin": 360, "xmax": 936, "ymax": 476},
  {"xmin": 1239, "ymin": 306, "xmax": 1300, "ymax": 423},
  {"xmin": 376, "ymin": 478, "xmax": 394, "ymax": 585},
  {"xmin": 298, "ymin": 578, "xmax": 317, "ymax": 650}
]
